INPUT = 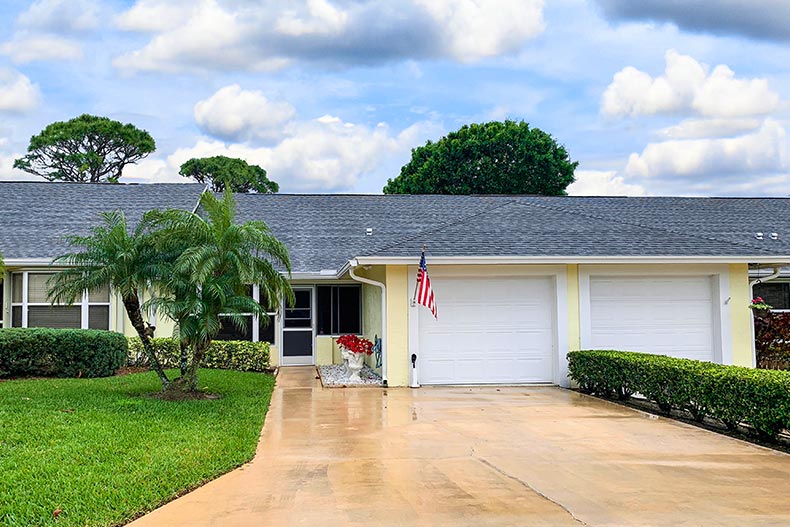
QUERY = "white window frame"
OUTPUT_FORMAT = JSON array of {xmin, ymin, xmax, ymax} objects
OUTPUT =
[
  {"xmin": 315, "ymin": 283, "xmax": 364, "ymax": 337},
  {"xmin": 217, "ymin": 284, "xmax": 278, "ymax": 343},
  {"xmin": 10, "ymin": 271, "xmax": 111, "ymax": 330},
  {"xmin": 752, "ymin": 279, "xmax": 790, "ymax": 312},
  {"xmin": 0, "ymin": 278, "xmax": 5, "ymax": 328}
]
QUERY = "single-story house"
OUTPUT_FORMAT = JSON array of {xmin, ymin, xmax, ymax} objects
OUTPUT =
[{"xmin": 1, "ymin": 182, "xmax": 789, "ymax": 387}]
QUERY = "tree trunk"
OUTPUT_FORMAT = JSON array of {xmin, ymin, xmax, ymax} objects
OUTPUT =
[
  {"xmin": 122, "ymin": 293, "xmax": 170, "ymax": 389},
  {"xmin": 180, "ymin": 340, "xmax": 208, "ymax": 392},
  {"xmin": 179, "ymin": 341, "xmax": 189, "ymax": 377}
]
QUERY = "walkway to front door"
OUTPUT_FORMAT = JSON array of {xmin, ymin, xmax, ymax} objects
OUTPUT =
[{"xmin": 130, "ymin": 367, "xmax": 790, "ymax": 526}]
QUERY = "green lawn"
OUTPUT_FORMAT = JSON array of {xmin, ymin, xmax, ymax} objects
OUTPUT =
[{"xmin": 0, "ymin": 369, "xmax": 275, "ymax": 527}]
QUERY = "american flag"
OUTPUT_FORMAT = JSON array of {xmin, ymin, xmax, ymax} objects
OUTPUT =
[{"xmin": 415, "ymin": 250, "xmax": 437, "ymax": 318}]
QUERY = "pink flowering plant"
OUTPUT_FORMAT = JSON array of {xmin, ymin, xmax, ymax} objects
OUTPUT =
[
  {"xmin": 750, "ymin": 296, "xmax": 773, "ymax": 311},
  {"xmin": 336, "ymin": 334, "xmax": 373, "ymax": 355}
]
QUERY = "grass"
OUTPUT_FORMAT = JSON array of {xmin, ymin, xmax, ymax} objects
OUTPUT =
[{"xmin": 0, "ymin": 369, "xmax": 275, "ymax": 527}]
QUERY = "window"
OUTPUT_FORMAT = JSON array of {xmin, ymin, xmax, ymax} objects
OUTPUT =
[
  {"xmin": 217, "ymin": 315, "xmax": 253, "ymax": 341},
  {"xmin": 316, "ymin": 285, "xmax": 361, "ymax": 335},
  {"xmin": 214, "ymin": 285, "xmax": 278, "ymax": 343},
  {"xmin": 258, "ymin": 292, "xmax": 277, "ymax": 343},
  {"xmin": 9, "ymin": 272, "xmax": 111, "ymax": 330},
  {"xmin": 754, "ymin": 282, "xmax": 790, "ymax": 310}
]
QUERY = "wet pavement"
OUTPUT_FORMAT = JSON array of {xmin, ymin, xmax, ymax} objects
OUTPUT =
[{"xmin": 129, "ymin": 366, "xmax": 790, "ymax": 526}]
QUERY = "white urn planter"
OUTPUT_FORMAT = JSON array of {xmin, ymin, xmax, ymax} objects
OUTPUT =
[{"xmin": 339, "ymin": 346, "xmax": 366, "ymax": 382}]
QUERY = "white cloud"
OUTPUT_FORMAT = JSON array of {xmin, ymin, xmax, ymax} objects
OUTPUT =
[
  {"xmin": 194, "ymin": 85, "xmax": 296, "ymax": 143},
  {"xmin": 123, "ymin": 115, "xmax": 442, "ymax": 191},
  {"xmin": 602, "ymin": 50, "xmax": 780, "ymax": 118},
  {"xmin": 114, "ymin": 0, "xmax": 289, "ymax": 73},
  {"xmin": 625, "ymin": 119, "xmax": 788, "ymax": 179},
  {"xmin": 412, "ymin": 0, "xmax": 544, "ymax": 61},
  {"xmin": 114, "ymin": 0, "xmax": 197, "ymax": 32},
  {"xmin": 567, "ymin": 170, "xmax": 646, "ymax": 196},
  {"xmin": 275, "ymin": 0, "xmax": 349, "ymax": 36},
  {"xmin": 121, "ymin": 158, "xmax": 179, "ymax": 184},
  {"xmin": 658, "ymin": 117, "xmax": 762, "ymax": 140},
  {"xmin": 0, "ymin": 34, "xmax": 83, "ymax": 63},
  {"xmin": 16, "ymin": 0, "xmax": 100, "ymax": 34},
  {"xmin": 692, "ymin": 64, "xmax": 779, "ymax": 118},
  {"xmin": 0, "ymin": 69, "xmax": 41, "ymax": 113},
  {"xmin": 0, "ymin": 141, "xmax": 36, "ymax": 181},
  {"xmin": 113, "ymin": 0, "xmax": 545, "ymax": 73},
  {"xmin": 0, "ymin": 0, "xmax": 102, "ymax": 64}
]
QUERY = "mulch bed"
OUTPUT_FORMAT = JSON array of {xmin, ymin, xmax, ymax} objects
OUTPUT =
[{"xmin": 146, "ymin": 390, "xmax": 222, "ymax": 401}]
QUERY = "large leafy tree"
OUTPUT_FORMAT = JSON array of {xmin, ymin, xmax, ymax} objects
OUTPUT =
[
  {"xmin": 14, "ymin": 114, "xmax": 156, "ymax": 183},
  {"xmin": 146, "ymin": 191, "xmax": 292, "ymax": 392},
  {"xmin": 383, "ymin": 120, "xmax": 578, "ymax": 195},
  {"xmin": 47, "ymin": 211, "xmax": 171, "ymax": 388},
  {"xmin": 179, "ymin": 156, "xmax": 279, "ymax": 193}
]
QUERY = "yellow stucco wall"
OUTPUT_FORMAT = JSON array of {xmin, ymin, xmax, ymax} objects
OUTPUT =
[
  {"xmin": 360, "ymin": 267, "xmax": 385, "ymax": 371},
  {"xmin": 385, "ymin": 265, "xmax": 409, "ymax": 387},
  {"xmin": 118, "ymin": 290, "xmax": 178, "ymax": 340},
  {"xmin": 567, "ymin": 264, "xmax": 581, "ymax": 352},
  {"xmin": 269, "ymin": 345, "xmax": 280, "ymax": 366},
  {"xmin": 315, "ymin": 336, "xmax": 334, "ymax": 365},
  {"xmin": 729, "ymin": 263, "xmax": 754, "ymax": 367}
]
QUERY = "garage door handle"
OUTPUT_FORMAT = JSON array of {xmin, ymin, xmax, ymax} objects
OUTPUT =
[{"xmin": 411, "ymin": 354, "xmax": 417, "ymax": 368}]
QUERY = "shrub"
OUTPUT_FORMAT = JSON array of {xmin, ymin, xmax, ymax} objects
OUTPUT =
[
  {"xmin": 753, "ymin": 310, "xmax": 790, "ymax": 369},
  {"xmin": 0, "ymin": 328, "xmax": 127, "ymax": 378},
  {"xmin": 127, "ymin": 337, "xmax": 270, "ymax": 372},
  {"xmin": 567, "ymin": 350, "xmax": 790, "ymax": 441}
]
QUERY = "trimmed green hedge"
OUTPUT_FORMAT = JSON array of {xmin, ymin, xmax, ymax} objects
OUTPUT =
[
  {"xmin": 568, "ymin": 350, "xmax": 790, "ymax": 441},
  {"xmin": 128, "ymin": 337, "xmax": 270, "ymax": 372},
  {"xmin": 0, "ymin": 328, "xmax": 127, "ymax": 378}
]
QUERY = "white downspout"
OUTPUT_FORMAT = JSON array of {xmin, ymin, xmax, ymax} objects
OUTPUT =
[
  {"xmin": 348, "ymin": 259, "xmax": 387, "ymax": 387},
  {"xmin": 749, "ymin": 267, "xmax": 782, "ymax": 290},
  {"xmin": 748, "ymin": 267, "xmax": 782, "ymax": 368}
]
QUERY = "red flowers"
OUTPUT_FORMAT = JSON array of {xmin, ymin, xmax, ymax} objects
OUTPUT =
[
  {"xmin": 336, "ymin": 334, "xmax": 373, "ymax": 355},
  {"xmin": 750, "ymin": 297, "xmax": 773, "ymax": 311}
]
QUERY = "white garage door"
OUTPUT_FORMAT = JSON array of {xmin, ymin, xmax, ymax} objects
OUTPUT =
[
  {"xmin": 418, "ymin": 275, "xmax": 555, "ymax": 384},
  {"xmin": 589, "ymin": 276, "xmax": 715, "ymax": 362}
]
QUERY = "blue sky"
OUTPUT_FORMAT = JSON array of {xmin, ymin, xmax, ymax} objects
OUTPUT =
[{"xmin": 1, "ymin": 0, "xmax": 789, "ymax": 196}]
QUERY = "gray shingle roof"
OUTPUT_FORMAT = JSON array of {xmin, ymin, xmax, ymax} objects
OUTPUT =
[
  {"xmin": 2, "ymin": 183, "xmax": 790, "ymax": 273},
  {"xmin": 234, "ymin": 194, "xmax": 790, "ymax": 271},
  {"xmin": 0, "ymin": 182, "xmax": 205, "ymax": 260}
]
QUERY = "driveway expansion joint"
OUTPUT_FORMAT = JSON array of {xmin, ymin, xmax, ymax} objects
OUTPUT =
[{"xmin": 476, "ymin": 456, "xmax": 589, "ymax": 526}]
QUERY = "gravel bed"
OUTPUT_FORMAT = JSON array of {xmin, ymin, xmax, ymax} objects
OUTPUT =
[{"xmin": 318, "ymin": 364, "xmax": 382, "ymax": 386}]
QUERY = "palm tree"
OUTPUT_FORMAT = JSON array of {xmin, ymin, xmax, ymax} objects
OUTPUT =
[
  {"xmin": 48, "ymin": 211, "xmax": 171, "ymax": 388},
  {"xmin": 145, "ymin": 191, "xmax": 293, "ymax": 392}
]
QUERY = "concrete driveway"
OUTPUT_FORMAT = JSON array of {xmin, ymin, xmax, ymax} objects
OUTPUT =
[{"xmin": 130, "ymin": 367, "xmax": 790, "ymax": 527}]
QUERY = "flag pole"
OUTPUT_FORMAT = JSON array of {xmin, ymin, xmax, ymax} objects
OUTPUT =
[{"xmin": 411, "ymin": 244, "xmax": 426, "ymax": 306}]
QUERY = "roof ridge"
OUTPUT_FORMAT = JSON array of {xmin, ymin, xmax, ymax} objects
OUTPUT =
[
  {"xmin": 514, "ymin": 198, "xmax": 779, "ymax": 256},
  {"xmin": 366, "ymin": 198, "xmax": 520, "ymax": 256}
]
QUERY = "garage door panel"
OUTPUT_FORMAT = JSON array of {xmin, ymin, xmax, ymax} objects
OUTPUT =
[
  {"xmin": 419, "ymin": 275, "xmax": 555, "ymax": 385},
  {"xmin": 592, "ymin": 277, "xmax": 712, "ymax": 300},
  {"xmin": 589, "ymin": 276, "xmax": 715, "ymax": 362}
]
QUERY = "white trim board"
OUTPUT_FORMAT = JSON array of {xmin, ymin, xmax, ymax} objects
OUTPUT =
[{"xmin": 354, "ymin": 256, "xmax": 790, "ymax": 267}]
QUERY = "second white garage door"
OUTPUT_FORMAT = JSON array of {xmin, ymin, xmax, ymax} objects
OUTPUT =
[
  {"xmin": 418, "ymin": 275, "xmax": 555, "ymax": 384},
  {"xmin": 588, "ymin": 276, "xmax": 715, "ymax": 362}
]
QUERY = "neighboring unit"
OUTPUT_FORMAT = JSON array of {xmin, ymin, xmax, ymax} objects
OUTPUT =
[{"xmin": 1, "ymin": 182, "xmax": 788, "ymax": 387}]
